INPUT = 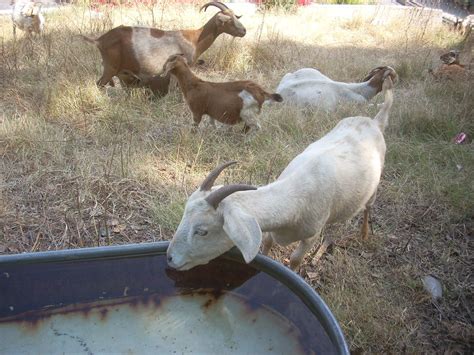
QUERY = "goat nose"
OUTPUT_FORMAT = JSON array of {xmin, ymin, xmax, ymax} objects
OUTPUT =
[{"xmin": 167, "ymin": 255, "xmax": 173, "ymax": 263}]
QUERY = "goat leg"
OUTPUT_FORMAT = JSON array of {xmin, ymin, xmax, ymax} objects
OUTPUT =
[
  {"xmin": 361, "ymin": 208, "xmax": 370, "ymax": 240},
  {"xmin": 261, "ymin": 233, "xmax": 274, "ymax": 255},
  {"xmin": 208, "ymin": 118, "xmax": 216, "ymax": 128},
  {"xmin": 97, "ymin": 66, "xmax": 118, "ymax": 87},
  {"xmin": 191, "ymin": 113, "xmax": 203, "ymax": 133},
  {"xmin": 290, "ymin": 235, "xmax": 319, "ymax": 270},
  {"xmin": 241, "ymin": 112, "xmax": 261, "ymax": 135},
  {"xmin": 312, "ymin": 237, "xmax": 332, "ymax": 264},
  {"xmin": 369, "ymin": 209, "xmax": 374, "ymax": 236},
  {"xmin": 362, "ymin": 193, "xmax": 376, "ymax": 240}
]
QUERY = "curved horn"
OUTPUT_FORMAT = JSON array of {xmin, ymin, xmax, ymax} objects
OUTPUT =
[
  {"xmin": 362, "ymin": 66, "xmax": 386, "ymax": 82},
  {"xmin": 206, "ymin": 184, "xmax": 257, "ymax": 209},
  {"xmin": 362, "ymin": 66, "xmax": 395, "ymax": 82},
  {"xmin": 384, "ymin": 67, "xmax": 398, "ymax": 84},
  {"xmin": 200, "ymin": 161, "xmax": 237, "ymax": 191},
  {"xmin": 200, "ymin": 1, "xmax": 230, "ymax": 13}
]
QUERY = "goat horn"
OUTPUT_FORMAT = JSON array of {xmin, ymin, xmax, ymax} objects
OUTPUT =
[
  {"xmin": 200, "ymin": 161, "xmax": 237, "ymax": 191},
  {"xmin": 206, "ymin": 184, "xmax": 257, "ymax": 209},
  {"xmin": 200, "ymin": 1, "xmax": 230, "ymax": 13},
  {"xmin": 384, "ymin": 67, "xmax": 398, "ymax": 84},
  {"xmin": 362, "ymin": 66, "xmax": 385, "ymax": 82}
]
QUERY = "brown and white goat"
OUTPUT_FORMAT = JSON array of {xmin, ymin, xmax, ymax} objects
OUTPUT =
[
  {"xmin": 81, "ymin": 1, "xmax": 246, "ymax": 96},
  {"xmin": 162, "ymin": 54, "xmax": 283, "ymax": 133},
  {"xmin": 429, "ymin": 50, "xmax": 470, "ymax": 80}
]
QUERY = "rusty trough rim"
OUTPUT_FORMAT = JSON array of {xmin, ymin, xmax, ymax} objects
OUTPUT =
[{"xmin": 0, "ymin": 242, "xmax": 350, "ymax": 355}]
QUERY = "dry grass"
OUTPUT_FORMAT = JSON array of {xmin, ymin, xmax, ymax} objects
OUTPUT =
[{"xmin": 1, "ymin": 2, "xmax": 473, "ymax": 353}]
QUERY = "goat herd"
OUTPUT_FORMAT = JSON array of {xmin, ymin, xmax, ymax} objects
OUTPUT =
[{"xmin": 8, "ymin": 1, "xmax": 467, "ymax": 271}]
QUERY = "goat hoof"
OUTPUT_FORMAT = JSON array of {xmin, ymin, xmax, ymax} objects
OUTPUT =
[{"xmin": 289, "ymin": 259, "xmax": 302, "ymax": 271}]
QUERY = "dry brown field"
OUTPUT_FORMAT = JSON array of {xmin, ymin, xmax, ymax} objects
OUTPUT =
[{"xmin": 1, "ymin": 2, "xmax": 473, "ymax": 353}]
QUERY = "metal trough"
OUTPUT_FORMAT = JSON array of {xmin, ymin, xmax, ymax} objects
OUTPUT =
[{"xmin": 0, "ymin": 242, "xmax": 349, "ymax": 354}]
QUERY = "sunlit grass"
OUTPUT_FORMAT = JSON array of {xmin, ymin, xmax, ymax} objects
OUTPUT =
[{"xmin": 0, "ymin": 2, "xmax": 472, "ymax": 353}]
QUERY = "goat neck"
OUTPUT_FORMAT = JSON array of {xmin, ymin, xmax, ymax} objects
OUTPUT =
[
  {"xmin": 181, "ymin": 14, "xmax": 222, "ymax": 62},
  {"xmin": 170, "ymin": 63, "xmax": 201, "ymax": 93},
  {"xmin": 221, "ymin": 180, "xmax": 299, "ymax": 232},
  {"xmin": 342, "ymin": 81, "xmax": 378, "ymax": 101}
]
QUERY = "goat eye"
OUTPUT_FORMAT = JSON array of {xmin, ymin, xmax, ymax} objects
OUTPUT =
[{"xmin": 194, "ymin": 229, "xmax": 208, "ymax": 237}]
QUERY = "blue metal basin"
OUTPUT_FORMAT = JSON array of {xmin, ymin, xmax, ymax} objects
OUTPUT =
[{"xmin": 0, "ymin": 242, "xmax": 349, "ymax": 354}]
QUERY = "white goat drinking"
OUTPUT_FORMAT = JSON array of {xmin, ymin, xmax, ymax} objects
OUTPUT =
[
  {"xmin": 276, "ymin": 66, "xmax": 397, "ymax": 111},
  {"xmin": 11, "ymin": 0, "xmax": 44, "ymax": 36},
  {"xmin": 167, "ymin": 74, "xmax": 395, "ymax": 271}
]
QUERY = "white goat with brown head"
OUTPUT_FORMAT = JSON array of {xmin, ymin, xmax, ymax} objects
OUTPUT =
[
  {"xmin": 167, "ymin": 75, "xmax": 395, "ymax": 271},
  {"xmin": 276, "ymin": 66, "xmax": 397, "ymax": 111},
  {"xmin": 82, "ymin": 1, "xmax": 246, "ymax": 96}
]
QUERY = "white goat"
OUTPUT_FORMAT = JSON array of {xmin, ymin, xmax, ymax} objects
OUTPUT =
[
  {"xmin": 167, "ymin": 74, "xmax": 395, "ymax": 271},
  {"xmin": 276, "ymin": 66, "xmax": 397, "ymax": 111},
  {"xmin": 11, "ymin": 0, "xmax": 44, "ymax": 36}
]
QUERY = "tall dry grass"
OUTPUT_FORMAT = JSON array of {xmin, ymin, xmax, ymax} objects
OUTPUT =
[{"xmin": 0, "ymin": 2, "xmax": 473, "ymax": 353}]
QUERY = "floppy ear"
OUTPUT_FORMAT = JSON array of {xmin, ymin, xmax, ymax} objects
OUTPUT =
[
  {"xmin": 216, "ymin": 13, "xmax": 231, "ymax": 25},
  {"xmin": 162, "ymin": 57, "xmax": 178, "ymax": 77},
  {"xmin": 222, "ymin": 205, "xmax": 262, "ymax": 264},
  {"xmin": 162, "ymin": 65, "xmax": 171, "ymax": 77}
]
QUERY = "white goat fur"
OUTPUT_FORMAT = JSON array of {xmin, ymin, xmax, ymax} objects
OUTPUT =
[
  {"xmin": 276, "ymin": 66, "xmax": 396, "ymax": 111},
  {"xmin": 11, "ymin": 0, "xmax": 44, "ymax": 35},
  {"xmin": 167, "ymin": 76, "xmax": 395, "ymax": 271}
]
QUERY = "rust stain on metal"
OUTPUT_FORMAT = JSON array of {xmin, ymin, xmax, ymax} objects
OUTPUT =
[
  {"xmin": 202, "ymin": 298, "xmax": 214, "ymax": 310},
  {"xmin": 0, "ymin": 253, "xmax": 337, "ymax": 354},
  {"xmin": 99, "ymin": 308, "xmax": 108, "ymax": 321}
]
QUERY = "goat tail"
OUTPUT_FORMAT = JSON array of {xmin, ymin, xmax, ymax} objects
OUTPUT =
[
  {"xmin": 373, "ymin": 76, "xmax": 394, "ymax": 133},
  {"xmin": 266, "ymin": 92, "xmax": 283, "ymax": 102}
]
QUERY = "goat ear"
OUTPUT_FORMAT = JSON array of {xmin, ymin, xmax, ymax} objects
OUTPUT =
[
  {"xmin": 216, "ymin": 13, "xmax": 231, "ymax": 25},
  {"xmin": 222, "ymin": 205, "xmax": 262, "ymax": 264},
  {"xmin": 162, "ymin": 66, "xmax": 171, "ymax": 77}
]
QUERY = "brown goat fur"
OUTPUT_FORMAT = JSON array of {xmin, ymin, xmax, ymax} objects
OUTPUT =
[
  {"xmin": 81, "ymin": 2, "xmax": 246, "ymax": 95},
  {"xmin": 162, "ymin": 54, "xmax": 282, "ymax": 132},
  {"xmin": 430, "ymin": 63, "xmax": 468, "ymax": 80},
  {"xmin": 362, "ymin": 66, "xmax": 399, "ymax": 93},
  {"xmin": 429, "ymin": 50, "xmax": 470, "ymax": 80}
]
